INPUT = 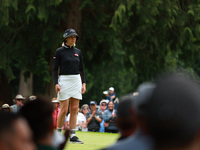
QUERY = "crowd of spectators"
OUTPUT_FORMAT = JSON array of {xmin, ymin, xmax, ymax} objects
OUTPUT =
[
  {"xmin": 0, "ymin": 84, "xmax": 137, "ymax": 149},
  {"xmin": 2, "ymin": 72, "xmax": 200, "ymax": 150}
]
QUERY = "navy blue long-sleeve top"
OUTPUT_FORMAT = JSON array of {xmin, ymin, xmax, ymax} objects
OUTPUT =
[{"xmin": 53, "ymin": 45, "xmax": 86, "ymax": 85}]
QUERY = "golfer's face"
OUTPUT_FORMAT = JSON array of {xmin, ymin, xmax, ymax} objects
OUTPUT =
[{"xmin": 66, "ymin": 35, "xmax": 76, "ymax": 46}]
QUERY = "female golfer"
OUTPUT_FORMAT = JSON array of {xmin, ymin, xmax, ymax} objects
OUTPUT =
[{"xmin": 53, "ymin": 28, "xmax": 86, "ymax": 144}]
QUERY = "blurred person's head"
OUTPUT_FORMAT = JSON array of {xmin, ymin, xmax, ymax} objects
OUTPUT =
[
  {"xmin": 138, "ymin": 73, "xmax": 200, "ymax": 149},
  {"xmin": 90, "ymin": 101, "xmax": 97, "ymax": 111},
  {"xmin": 109, "ymin": 87, "xmax": 114, "ymax": 94},
  {"xmin": 12, "ymin": 118, "xmax": 36, "ymax": 150},
  {"xmin": 115, "ymin": 94, "xmax": 137, "ymax": 140},
  {"xmin": 14, "ymin": 94, "xmax": 25, "ymax": 107},
  {"xmin": 100, "ymin": 100, "xmax": 107, "ymax": 112},
  {"xmin": 19, "ymin": 98, "xmax": 54, "ymax": 145},
  {"xmin": 0, "ymin": 111, "xmax": 36, "ymax": 150},
  {"xmin": 80, "ymin": 104, "xmax": 89, "ymax": 115},
  {"xmin": 133, "ymin": 82, "xmax": 156, "ymax": 134},
  {"xmin": 108, "ymin": 101, "xmax": 114, "ymax": 111},
  {"xmin": 1, "ymin": 104, "xmax": 13, "ymax": 112}
]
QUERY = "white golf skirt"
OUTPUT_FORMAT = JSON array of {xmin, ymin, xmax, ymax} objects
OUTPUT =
[{"xmin": 57, "ymin": 74, "xmax": 82, "ymax": 101}]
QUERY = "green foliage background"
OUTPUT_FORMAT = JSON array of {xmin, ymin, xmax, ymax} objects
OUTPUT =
[{"xmin": 0, "ymin": 0, "xmax": 200, "ymax": 104}]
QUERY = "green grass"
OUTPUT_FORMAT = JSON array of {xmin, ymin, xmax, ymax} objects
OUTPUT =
[{"xmin": 64, "ymin": 131, "xmax": 119, "ymax": 150}]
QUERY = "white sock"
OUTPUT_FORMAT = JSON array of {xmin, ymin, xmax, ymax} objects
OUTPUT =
[{"xmin": 70, "ymin": 129, "xmax": 76, "ymax": 138}]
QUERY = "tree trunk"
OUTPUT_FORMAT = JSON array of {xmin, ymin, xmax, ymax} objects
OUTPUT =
[
  {"xmin": 46, "ymin": 51, "xmax": 57, "ymax": 100},
  {"xmin": 61, "ymin": 0, "xmax": 82, "ymax": 35},
  {"xmin": 0, "ymin": 71, "xmax": 12, "ymax": 106},
  {"xmin": 19, "ymin": 70, "xmax": 33, "ymax": 99}
]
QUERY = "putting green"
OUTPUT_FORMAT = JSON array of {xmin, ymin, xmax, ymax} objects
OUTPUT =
[{"xmin": 64, "ymin": 131, "xmax": 119, "ymax": 150}]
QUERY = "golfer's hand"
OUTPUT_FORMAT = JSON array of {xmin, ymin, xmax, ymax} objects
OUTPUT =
[
  {"xmin": 55, "ymin": 84, "xmax": 61, "ymax": 94},
  {"xmin": 82, "ymin": 83, "xmax": 86, "ymax": 94}
]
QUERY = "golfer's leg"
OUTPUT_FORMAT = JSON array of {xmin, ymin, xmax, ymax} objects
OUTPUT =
[
  {"xmin": 69, "ymin": 98, "xmax": 83, "ymax": 143},
  {"xmin": 57, "ymin": 99, "xmax": 69, "ymax": 131},
  {"xmin": 69, "ymin": 98, "xmax": 79, "ymax": 129}
]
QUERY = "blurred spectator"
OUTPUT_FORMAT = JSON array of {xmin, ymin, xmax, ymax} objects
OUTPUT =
[
  {"xmin": 11, "ymin": 94, "xmax": 25, "ymax": 113},
  {"xmin": 67, "ymin": 108, "xmax": 86, "ymax": 131},
  {"xmin": 1, "ymin": 104, "xmax": 13, "ymax": 112},
  {"xmin": 0, "ymin": 111, "xmax": 36, "ymax": 150},
  {"xmin": 19, "ymin": 98, "xmax": 69, "ymax": 150},
  {"xmin": 52, "ymin": 98, "xmax": 61, "ymax": 129},
  {"xmin": 104, "ymin": 83, "xmax": 155, "ymax": 150},
  {"xmin": 80, "ymin": 104, "xmax": 89, "ymax": 132},
  {"xmin": 106, "ymin": 72, "xmax": 200, "ymax": 150},
  {"xmin": 80, "ymin": 104, "xmax": 89, "ymax": 117},
  {"xmin": 99, "ymin": 99, "xmax": 108, "ymax": 132},
  {"xmin": 103, "ymin": 101, "xmax": 118, "ymax": 133},
  {"xmin": 115, "ymin": 94, "xmax": 137, "ymax": 140},
  {"xmin": 86, "ymin": 101, "xmax": 102, "ymax": 132},
  {"xmin": 108, "ymin": 87, "xmax": 116, "ymax": 101},
  {"xmin": 140, "ymin": 73, "xmax": 200, "ymax": 150},
  {"xmin": 29, "ymin": 95, "xmax": 37, "ymax": 101},
  {"xmin": 103, "ymin": 90, "xmax": 111, "ymax": 101}
]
